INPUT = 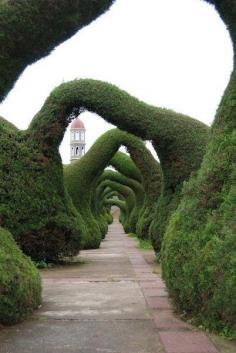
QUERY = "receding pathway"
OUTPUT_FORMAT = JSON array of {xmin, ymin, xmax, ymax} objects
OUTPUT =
[{"xmin": 0, "ymin": 220, "xmax": 219, "ymax": 353}]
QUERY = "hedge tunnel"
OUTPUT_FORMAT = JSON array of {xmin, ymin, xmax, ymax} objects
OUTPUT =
[
  {"xmin": 110, "ymin": 150, "xmax": 162, "ymax": 240},
  {"xmin": 29, "ymin": 80, "xmax": 208, "ymax": 253},
  {"xmin": 0, "ymin": 0, "xmax": 235, "ymax": 333},
  {"xmin": 95, "ymin": 169, "xmax": 144, "ymax": 233},
  {"xmin": 65, "ymin": 129, "xmax": 161, "ymax": 248},
  {"xmin": 97, "ymin": 179, "xmax": 136, "ymax": 233}
]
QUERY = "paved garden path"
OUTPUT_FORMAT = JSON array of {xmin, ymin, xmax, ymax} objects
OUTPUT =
[{"xmin": 0, "ymin": 219, "xmax": 219, "ymax": 353}]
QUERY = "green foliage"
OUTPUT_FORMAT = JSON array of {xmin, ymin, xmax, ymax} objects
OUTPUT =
[
  {"xmin": 0, "ymin": 0, "xmax": 114, "ymax": 101},
  {"xmin": 32, "ymin": 79, "xmax": 208, "ymax": 252},
  {"xmin": 0, "ymin": 227, "xmax": 41, "ymax": 325},
  {"xmin": 0, "ymin": 116, "xmax": 82, "ymax": 261},
  {"xmin": 102, "ymin": 162, "xmax": 144, "ymax": 220},
  {"xmin": 99, "ymin": 179, "xmax": 136, "ymax": 233},
  {"xmin": 111, "ymin": 149, "xmax": 161, "ymax": 240},
  {"xmin": 127, "ymin": 232, "xmax": 153, "ymax": 250},
  {"xmin": 0, "ymin": 0, "xmax": 115, "ymax": 262},
  {"xmin": 64, "ymin": 128, "xmax": 159, "ymax": 247},
  {"xmin": 162, "ymin": 0, "xmax": 236, "ymax": 334},
  {"xmin": 139, "ymin": 238, "xmax": 153, "ymax": 250}
]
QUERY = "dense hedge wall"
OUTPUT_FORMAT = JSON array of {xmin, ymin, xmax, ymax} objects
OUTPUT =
[
  {"xmin": 0, "ymin": 115, "xmax": 82, "ymax": 261},
  {"xmin": 0, "ymin": 227, "xmax": 41, "ymax": 325},
  {"xmin": 161, "ymin": 0, "xmax": 236, "ymax": 333},
  {"xmin": 0, "ymin": 0, "xmax": 114, "ymax": 101}
]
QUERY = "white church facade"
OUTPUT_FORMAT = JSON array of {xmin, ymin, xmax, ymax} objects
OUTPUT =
[{"xmin": 70, "ymin": 117, "xmax": 86, "ymax": 162}]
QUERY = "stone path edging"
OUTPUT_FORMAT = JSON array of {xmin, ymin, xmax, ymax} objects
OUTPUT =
[{"xmin": 123, "ymin": 228, "xmax": 219, "ymax": 353}]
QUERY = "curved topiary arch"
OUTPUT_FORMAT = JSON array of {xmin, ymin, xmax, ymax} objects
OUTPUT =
[
  {"xmin": 0, "ymin": 0, "xmax": 115, "ymax": 263},
  {"xmin": 110, "ymin": 151, "xmax": 142, "ymax": 183},
  {"xmin": 0, "ymin": 114, "xmax": 83, "ymax": 261},
  {"xmin": 65, "ymin": 129, "xmax": 161, "ymax": 247},
  {"xmin": 1, "ymin": 77, "xmax": 207, "ymax": 257},
  {"xmin": 91, "ymin": 152, "xmax": 144, "ymax": 237},
  {"xmin": 161, "ymin": 0, "xmax": 236, "ymax": 333},
  {"xmin": 104, "ymin": 198, "xmax": 127, "ymax": 215},
  {"xmin": 95, "ymin": 169, "xmax": 144, "ymax": 232},
  {"xmin": 97, "ymin": 179, "xmax": 136, "ymax": 233},
  {"xmin": 110, "ymin": 150, "xmax": 162, "ymax": 239},
  {"xmin": 29, "ymin": 78, "xmax": 208, "ymax": 252},
  {"xmin": 0, "ymin": 0, "xmax": 114, "ymax": 101}
]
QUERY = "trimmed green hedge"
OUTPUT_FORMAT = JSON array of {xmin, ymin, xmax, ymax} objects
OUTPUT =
[
  {"xmin": 64, "ymin": 129, "xmax": 160, "ymax": 248},
  {"xmin": 162, "ymin": 0, "xmax": 236, "ymax": 334},
  {"xmin": 0, "ymin": 0, "xmax": 115, "ymax": 262},
  {"xmin": 0, "ymin": 227, "xmax": 41, "ymax": 325},
  {"xmin": 0, "ymin": 116, "xmax": 82, "ymax": 261}
]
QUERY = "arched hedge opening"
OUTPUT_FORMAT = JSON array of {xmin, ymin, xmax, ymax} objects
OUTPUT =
[{"xmin": 30, "ymin": 82, "xmax": 208, "ymax": 253}]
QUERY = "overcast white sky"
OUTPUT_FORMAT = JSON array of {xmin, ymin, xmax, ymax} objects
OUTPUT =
[{"xmin": 0, "ymin": 0, "xmax": 233, "ymax": 163}]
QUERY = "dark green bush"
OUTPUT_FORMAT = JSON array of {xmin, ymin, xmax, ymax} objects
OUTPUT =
[
  {"xmin": 0, "ymin": 0, "xmax": 115, "ymax": 262},
  {"xmin": 0, "ymin": 227, "xmax": 41, "ymax": 325},
  {"xmin": 162, "ymin": 0, "xmax": 236, "ymax": 334},
  {"xmin": 0, "ymin": 117, "xmax": 82, "ymax": 261}
]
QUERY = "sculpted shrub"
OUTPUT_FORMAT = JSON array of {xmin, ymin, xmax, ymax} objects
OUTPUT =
[
  {"xmin": 0, "ymin": 227, "xmax": 41, "ymax": 325},
  {"xmin": 162, "ymin": 0, "xmax": 236, "ymax": 333}
]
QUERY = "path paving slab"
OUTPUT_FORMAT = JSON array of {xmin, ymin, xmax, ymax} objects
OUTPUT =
[
  {"xmin": 153, "ymin": 311, "xmax": 192, "ymax": 330},
  {"xmin": 159, "ymin": 331, "xmax": 218, "ymax": 353}
]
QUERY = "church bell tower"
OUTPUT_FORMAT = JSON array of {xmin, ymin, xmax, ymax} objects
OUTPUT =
[{"xmin": 70, "ymin": 117, "xmax": 86, "ymax": 162}]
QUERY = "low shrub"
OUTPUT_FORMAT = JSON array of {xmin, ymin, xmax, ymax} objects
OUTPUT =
[{"xmin": 0, "ymin": 227, "xmax": 42, "ymax": 325}]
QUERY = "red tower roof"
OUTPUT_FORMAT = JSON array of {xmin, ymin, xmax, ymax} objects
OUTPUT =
[{"xmin": 71, "ymin": 117, "xmax": 85, "ymax": 129}]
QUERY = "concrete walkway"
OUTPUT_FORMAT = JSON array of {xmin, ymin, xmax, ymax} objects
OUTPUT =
[{"xmin": 0, "ymin": 220, "xmax": 219, "ymax": 353}]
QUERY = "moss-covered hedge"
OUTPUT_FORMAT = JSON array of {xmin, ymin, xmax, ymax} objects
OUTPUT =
[
  {"xmin": 0, "ymin": 227, "xmax": 41, "ymax": 325},
  {"xmin": 161, "ymin": 0, "xmax": 236, "ymax": 333}
]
